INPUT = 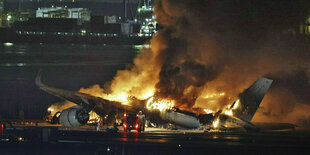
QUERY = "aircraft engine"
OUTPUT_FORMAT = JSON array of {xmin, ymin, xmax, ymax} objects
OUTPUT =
[{"xmin": 59, "ymin": 106, "xmax": 90, "ymax": 127}]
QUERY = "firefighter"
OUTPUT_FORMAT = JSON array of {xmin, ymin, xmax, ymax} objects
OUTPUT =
[
  {"xmin": 96, "ymin": 118, "xmax": 101, "ymax": 131},
  {"xmin": 137, "ymin": 111, "xmax": 145, "ymax": 132}
]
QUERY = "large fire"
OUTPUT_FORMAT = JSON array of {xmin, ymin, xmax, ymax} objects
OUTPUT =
[
  {"xmin": 204, "ymin": 92, "xmax": 225, "ymax": 99},
  {"xmin": 223, "ymin": 99, "xmax": 240, "ymax": 116},
  {"xmin": 212, "ymin": 118, "xmax": 220, "ymax": 129},
  {"xmin": 146, "ymin": 96, "xmax": 175, "ymax": 112},
  {"xmin": 211, "ymin": 99, "xmax": 240, "ymax": 129},
  {"xmin": 203, "ymin": 109, "xmax": 214, "ymax": 114},
  {"xmin": 47, "ymin": 0, "xmax": 310, "ymax": 127}
]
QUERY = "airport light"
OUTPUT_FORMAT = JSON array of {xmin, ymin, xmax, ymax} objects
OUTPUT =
[
  {"xmin": 135, "ymin": 123, "xmax": 139, "ymax": 129},
  {"xmin": 4, "ymin": 42, "xmax": 14, "ymax": 47},
  {"xmin": 123, "ymin": 123, "xmax": 127, "ymax": 131},
  {"xmin": 1, "ymin": 124, "xmax": 3, "ymax": 134},
  {"xmin": 18, "ymin": 137, "xmax": 24, "ymax": 142},
  {"xmin": 7, "ymin": 15, "xmax": 11, "ymax": 21}
]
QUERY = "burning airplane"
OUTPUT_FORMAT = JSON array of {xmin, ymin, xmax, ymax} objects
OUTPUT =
[
  {"xmin": 36, "ymin": 72, "xmax": 295, "ymax": 131},
  {"xmin": 34, "ymin": 0, "xmax": 310, "ymax": 131}
]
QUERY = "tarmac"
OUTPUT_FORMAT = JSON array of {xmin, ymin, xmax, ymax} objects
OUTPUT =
[{"xmin": 1, "ymin": 123, "xmax": 310, "ymax": 154}]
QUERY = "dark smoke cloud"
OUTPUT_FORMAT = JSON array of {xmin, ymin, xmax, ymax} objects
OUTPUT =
[
  {"xmin": 151, "ymin": 0, "xmax": 310, "ymax": 125},
  {"xmin": 155, "ymin": 0, "xmax": 310, "ymax": 45},
  {"xmin": 84, "ymin": 0, "xmax": 310, "ymax": 125},
  {"xmin": 156, "ymin": 60, "xmax": 219, "ymax": 108},
  {"xmin": 267, "ymin": 70, "xmax": 310, "ymax": 104},
  {"xmin": 253, "ymin": 69, "xmax": 310, "ymax": 125}
]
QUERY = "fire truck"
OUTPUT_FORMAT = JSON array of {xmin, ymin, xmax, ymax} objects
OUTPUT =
[{"xmin": 122, "ymin": 113, "xmax": 141, "ymax": 132}]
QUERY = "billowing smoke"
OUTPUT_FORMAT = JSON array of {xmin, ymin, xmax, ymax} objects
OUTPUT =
[
  {"xmin": 254, "ymin": 70, "xmax": 310, "ymax": 124},
  {"xmin": 80, "ymin": 0, "xmax": 310, "ymax": 125},
  {"xmin": 151, "ymin": 0, "xmax": 310, "ymax": 125}
]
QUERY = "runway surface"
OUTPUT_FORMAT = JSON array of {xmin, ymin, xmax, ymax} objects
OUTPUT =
[{"xmin": 1, "ymin": 125, "xmax": 310, "ymax": 154}]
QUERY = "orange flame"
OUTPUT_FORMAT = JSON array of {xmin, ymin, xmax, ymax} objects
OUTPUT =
[
  {"xmin": 212, "ymin": 118, "xmax": 220, "ymax": 128},
  {"xmin": 146, "ymin": 97, "xmax": 175, "ymax": 111},
  {"xmin": 223, "ymin": 99, "xmax": 240, "ymax": 116}
]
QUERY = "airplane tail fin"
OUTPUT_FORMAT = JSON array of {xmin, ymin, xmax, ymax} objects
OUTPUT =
[{"xmin": 234, "ymin": 77, "xmax": 273, "ymax": 122}]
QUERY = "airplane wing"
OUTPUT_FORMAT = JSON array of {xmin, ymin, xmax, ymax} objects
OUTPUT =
[
  {"xmin": 36, "ymin": 71, "xmax": 131, "ymax": 111},
  {"xmin": 36, "ymin": 71, "xmax": 133, "ymax": 126}
]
